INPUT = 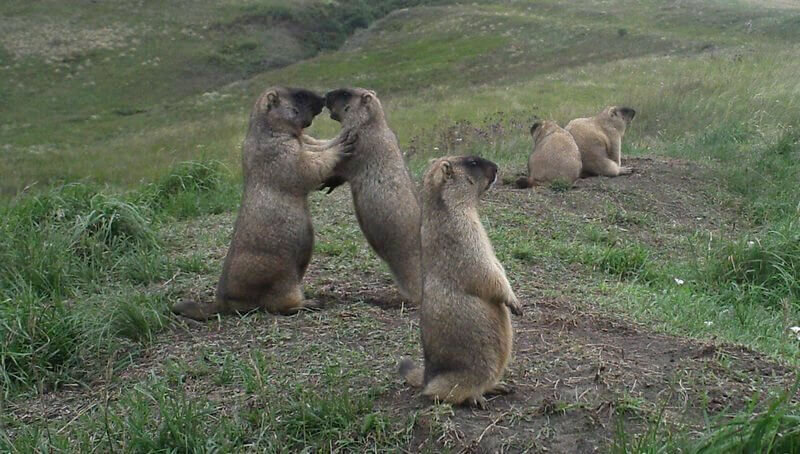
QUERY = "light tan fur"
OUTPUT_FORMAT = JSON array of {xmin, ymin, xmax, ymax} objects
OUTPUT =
[
  {"xmin": 322, "ymin": 88, "xmax": 422, "ymax": 304},
  {"xmin": 516, "ymin": 120, "xmax": 582, "ymax": 188},
  {"xmin": 399, "ymin": 156, "xmax": 522, "ymax": 409},
  {"xmin": 300, "ymin": 133, "xmax": 346, "ymax": 151},
  {"xmin": 565, "ymin": 106, "xmax": 636, "ymax": 178},
  {"xmin": 172, "ymin": 87, "xmax": 354, "ymax": 321}
]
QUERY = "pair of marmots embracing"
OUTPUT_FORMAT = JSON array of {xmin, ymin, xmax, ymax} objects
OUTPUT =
[{"xmin": 172, "ymin": 86, "xmax": 633, "ymax": 408}]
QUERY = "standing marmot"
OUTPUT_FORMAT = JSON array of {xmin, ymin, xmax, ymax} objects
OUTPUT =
[
  {"xmin": 515, "ymin": 119, "xmax": 582, "ymax": 188},
  {"xmin": 171, "ymin": 87, "xmax": 354, "ymax": 320},
  {"xmin": 565, "ymin": 106, "xmax": 636, "ymax": 177},
  {"xmin": 322, "ymin": 87, "xmax": 422, "ymax": 304},
  {"xmin": 399, "ymin": 156, "xmax": 523, "ymax": 408}
]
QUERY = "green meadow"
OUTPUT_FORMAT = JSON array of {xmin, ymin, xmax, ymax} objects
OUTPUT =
[{"xmin": 1, "ymin": 0, "xmax": 799, "ymax": 451}]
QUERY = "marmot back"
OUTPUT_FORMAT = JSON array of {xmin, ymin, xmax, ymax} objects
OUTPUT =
[
  {"xmin": 566, "ymin": 106, "xmax": 636, "ymax": 178},
  {"xmin": 516, "ymin": 120, "xmax": 581, "ymax": 188}
]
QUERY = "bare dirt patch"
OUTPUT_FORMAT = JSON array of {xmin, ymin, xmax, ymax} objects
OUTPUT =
[
  {"xmin": 398, "ymin": 299, "xmax": 792, "ymax": 452},
  {"xmin": 499, "ymin": 155, "xmax": 741, "ymax": 261}
]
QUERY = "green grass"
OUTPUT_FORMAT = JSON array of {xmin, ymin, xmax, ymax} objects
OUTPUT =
[
  {"xmin": 0, "ymin": 160, "xmax": 233, "ymax": 397},
  {"xmin": 2, "ymin": 0, "xmax": 797, "ymax": 193},
  {"xmin": 700, "ymin": 219, "xmax": 800, "ymax": 309},
  {"xmin": 612, "ymin": 384, "xmax": 800, "ymax": 453},
  {"xmin": 1, "ymin": 332, "xmax": 415, "ymax": 453},
  {"xmin": 0, "ymin": 0, "xmax": 451, "ymax": 194}
]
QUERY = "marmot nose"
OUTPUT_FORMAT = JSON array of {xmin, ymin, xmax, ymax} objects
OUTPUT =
[
  {"xmin": 485, "ymin": 160, "xmax": 498, "ymax": 176},
  {"xmin": 324, "ymin": 92, "xmax": 335, "ymax": 109},
  {"xmin": 311, "ymin": 98, "xmax": 324, "ymax": 115}
]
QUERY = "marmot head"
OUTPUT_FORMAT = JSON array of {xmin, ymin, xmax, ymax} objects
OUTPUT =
[
  {"xmin": 250, "ymin": 86, "xmax": 325, "ymax": 135},
  {"xmin": 324, "ymin": 87, "xmax": 385, "ymax": 128},
  {"xmin": 423, "ymin": 156, "xmax": 498, "ymax": 206},
  {"xmin": 601, "ymin": 106, "xmax": 636, "ymax": 131},
  {"xmin": 530, "ymin": 119, "xmax": 560, "ymax": 144}
]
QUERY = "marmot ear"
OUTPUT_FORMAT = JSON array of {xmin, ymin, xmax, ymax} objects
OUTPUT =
[
  {"xmin": 427, "ymin": 158, "xmax": 454, "ymax": 187},
  {"xmin": 440, "ymin": 160, "xmax": 453, "ymax": 178},
  {"xmin": 530, "ymin": 120, "xmax": 543, "ymax": 136},
  {"xmin": 263, "ymin": 90, "xmax": 279, "ymax": 109},
  {"xmin": 361, "ymin": 91, "xmax": 374, "ymax": 104}
]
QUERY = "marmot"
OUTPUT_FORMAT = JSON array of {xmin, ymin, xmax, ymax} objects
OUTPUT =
[
  {"xmin": 172, "ymin": 86, "xmax": 354, "ymax": 320},
  {"xmin": 399, "ymin": 156, "xmax": 523, "ymax": 408},
  {"xmin": 565, "ymin": 106, "xmax": 636, "ymax": 177},
  {"xmin": 322, "ymin": 87, "xmax": 422, "ymax": 304},
  {"xmin": 515, "ymin": 119, "xmax": 582, "ymax": 188}
]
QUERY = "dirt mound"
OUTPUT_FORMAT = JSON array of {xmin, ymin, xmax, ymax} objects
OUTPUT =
[{"xmin": 397, "ymin": 299, "xmax": 790, "ymax": 452}]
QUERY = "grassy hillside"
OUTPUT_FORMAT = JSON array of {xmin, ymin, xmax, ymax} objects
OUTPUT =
[
  {"xmin": 2, "ymin": 0, "xmax": 800, "ymax": 452},
  {"xmin": 2, "ymin": 0, "xmax": 798, "ymax": 193},
  {"xmin": 0, "ymin": 0, "xmax": 449, "ymax": 194}
]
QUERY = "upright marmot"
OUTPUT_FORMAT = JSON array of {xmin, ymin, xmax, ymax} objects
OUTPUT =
[
  {"xmin": 565, "ymin": 106, "xmax": 636, "ymax": 178},
  {"xmin": 399, "ymin": 156, "xmax": 523, "ymax": 408},
  {"xmin": 172, "ymin": 87, "xmax": 354, "ymax": 320},
  {"xmin": 515, "ymin": 119, "xmax": 582, "ymax": 188},
  {"xmin": 322, "ymin": 87, "xmax": 422, "ymax": 304}
]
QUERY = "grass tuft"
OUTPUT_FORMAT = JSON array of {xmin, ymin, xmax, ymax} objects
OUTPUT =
[
  {"xmin": 0, "ymin": 184, "xmax": 159, "ymax": 300},
  {"xmin": 700, "ymin": 220, "xmax": 800, "ymax": 310},
  {"xmin": 569, "ymin": 241, "xmax": 658, "ymax": 283},
  {"xmin": 612, "ymin": 384, "xmax": 800, "ymax": 454},
  {"xmin": 0, "ymin": 290, "xmax": 82, "ymax": 396},
  {"xmin": 139, "ymin": 160, "xmax": 238, "ymax": 220},
  {"xmin": 111, "ymin": 292, "xmax": 172, "ymax": 344}
]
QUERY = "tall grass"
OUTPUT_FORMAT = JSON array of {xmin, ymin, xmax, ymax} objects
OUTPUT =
[
  {"xmin": 0, "ymin": 184, "xmax": 157, "ymax": 298},
  {"xmin": 138, "ymin": 160, "xmax": 237, "ymax": 220},
  {"xmin": 701, "ymin": 218, "xmax": 799, "ymax": 302},
  {"xmin": 0, "ymin": 160, "xmax": 235, "ymax": 396}
]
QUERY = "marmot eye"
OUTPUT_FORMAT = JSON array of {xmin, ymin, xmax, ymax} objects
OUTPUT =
[
  {"xmin": 344, "ymin": 105, "xmax": 351, "ymax": 112},
  {"xmin": 469, "ymin": 160, "xmax": 478, "ymax": 167}
]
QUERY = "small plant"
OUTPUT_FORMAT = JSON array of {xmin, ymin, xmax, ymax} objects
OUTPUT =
[
  {"xmin": 146, "ymin": 160, "xmax": 226, "ymax": 203},
  {"xmin": 111, "ymin": 291, "xmax": 171, "ymax": 344},
  {"xmin": 512, "ymin": 244, "xmax": 536, "ymax": 263},
  {"xmin": 573, "ymin": 242, "xmax": 657, "ymax": 282},
  {"xmin": 605, "ymin": 206, "xmax": 650, "ymax": 227},
  {"xmin": 549, "ymin": 179, "xmax": 572, "ymax": 193},
  {"xmin": 0, "ymin": 182, "xmax": 166, "ymax": 395},
  {"xmin": 139, "ymin": 160, "xmax": 238, "ymax": 220}
]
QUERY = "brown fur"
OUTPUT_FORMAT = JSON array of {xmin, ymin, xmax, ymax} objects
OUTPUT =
[
  {"xmin": 515, "ymin": 120, "xmax": 582, "ymax": 188},
  {"xmin": 565, "ymin": 106, "xmax": 636, "ymax": 178},
  {"xmin": 322, "ymin": 88, "xmax": 422, "ymax": 304},
  {"xmin": 171, "ymin": 87, "xmax": 354, "ymax": 320},
  {"xmin": 399, "ymin": 156, "xmax": 522, "ymax": 409}
]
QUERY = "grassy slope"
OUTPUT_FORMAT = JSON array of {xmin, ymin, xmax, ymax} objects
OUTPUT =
[
  {"xmin": 0, "ymin": 0, "xmax": 447, "ymax": 193},
  {"xmin": 2, "ymin": 0, "xmax": 800, "ymax": 452}
]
